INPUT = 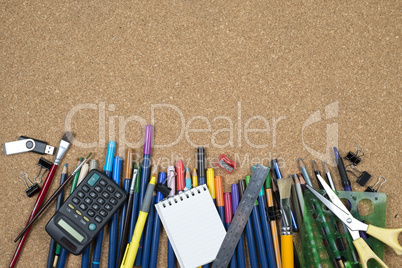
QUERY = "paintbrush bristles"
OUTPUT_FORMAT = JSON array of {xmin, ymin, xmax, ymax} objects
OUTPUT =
[
  {"xmin": 62, "ymin": 131, "xmax": 73, "ymax": 143},
  {"xmin": 278, "ymin": 178, "xmax": 292, "ymax": 199}
]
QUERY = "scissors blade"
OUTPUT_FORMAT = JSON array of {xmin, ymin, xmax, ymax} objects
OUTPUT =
[
  {"xmin": 306, "ymin": 185, "xmax": 368, "ymax": 232},
  {"xmin": 316, "ymin": 174, "xmax": 349, "ymax": 212}
]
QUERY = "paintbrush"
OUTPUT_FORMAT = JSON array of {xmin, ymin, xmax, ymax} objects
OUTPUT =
[
  {"xmin": 10, "ymin": 132, "xmax": 74, "ymax": 268},
  {"xmin": 14, "ymin": 151, "xmax": 93, "ymax": 242}
]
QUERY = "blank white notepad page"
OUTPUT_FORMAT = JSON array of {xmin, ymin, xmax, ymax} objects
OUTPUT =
[{"xmin": 155, "ymin": 185, "xmax": 226, "ymax": 268}]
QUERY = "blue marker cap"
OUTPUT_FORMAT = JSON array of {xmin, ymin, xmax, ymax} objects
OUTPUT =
[
  {"xmin": 231, "ymin": 183, "xmax": 240, "ymax": 214},
  {"xmin": 112, "ymin": 156, "xmax": 122, "ymax": 184},
  {"xmin": 103, "ymin": 141, "xmax": 116, "ymax": 172},
  {"xmin": 158, "ymin": 172, "xmax": 167, "ymax": 186}
]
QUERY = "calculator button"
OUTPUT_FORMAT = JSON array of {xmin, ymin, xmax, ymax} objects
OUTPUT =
[
  {"xmin": 84, "ymin": 198, "xmax": 93, "ymax": 205},
  {"xmin": 92, "ymin": 204, "xmax": 100, "ymax": 211},
  {"xmin": 94, "ymin": 185, "xmax": 102, "ymax": 193},
  {"xmin": 72, "ymin": 197, "xmax": 80, "ymax": 205},
  {"xmin": 83, "ymin": 216, "xmax": 90, "ymax": 222},
  {"xmin": 97, "ymin": 198, "xmax": 105, "ymax": 205},
  {"xmin": 99, "ymin": 209, "xmax": 108, "ymax": 217},
  {"xmin": 89, "ymin": 223, "xmax": 97, "ymax": 231},
  {"xmin": 95, "ymin": 216, "xmax": 102, "ymax": 223},
  {"xmin": 76, "ymin": 210, "xmax": 82, "ymax": 216},
  {"xmin": 79, "ymin": 203, "xmax": 88, "ymax": 211},
  {"xmin": 87, "ymin": 210, "xmax": 95, "ymax": 217},
  {"xmin": 77, "ymin": 191, "xmax": 85, "ymax": 198},
  {"xmin": 106, "ymin": 185, "xmax": 115, "ymax": 193},
  {"xmin": 114, "ymin": 192, "xmax": 123, "ymax": 199},
  {"xmin": 89, "ymin": 191, "xmax": 98, "ymax": 199},
  {"xmin": 102, "ymin": 192, "xmax": 110, "ymax": 199},
  {"xmin": 104, "ymin": 204, "xmax": 113, "ymax": 211},
  {"xmin": 82, "ymin": 185, "xmax": 90, "ymax": 192},
  {"xmin": 99, "ymin": 179, "xmax": 108, "ymax": 186},
  {"xmin": 110, "ymin": 198, "xmax": 118, "ymax": 205},
  {"xmin": 87, "ymin": 173, "xmax": 100, "ymax": 186},
  {"xmin": 68, "ymin": 204, "xmax": 75, "ymax": 209}
]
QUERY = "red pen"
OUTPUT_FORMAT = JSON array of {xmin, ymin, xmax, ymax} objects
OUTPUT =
[
  {"xmin": 176, "ymin": 160, "xmax": 185, "ymax": 192},
  {"xmin": 10, "ymin": 132, "xmax": 73, "ymax": 268}
]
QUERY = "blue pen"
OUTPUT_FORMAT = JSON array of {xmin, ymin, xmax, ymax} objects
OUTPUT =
[
  {"xmin": 149, "ymin": 172, "xmax": 167, "ymax": 268},
  {"xmin": 117, "ymin": 149, "xmax": 133, "ymax": 262},
  {"xmin": 237, "ymin": 182, "xmax": 258, "ymax": 268},
  {"xmin": 272, "ymin": 159, "xmax": 298, "ymax": 231},
  {"xmin": 92, "ymin": 141, "xmax": 115, "ymax": 268},
  {"xmin": 141, "ymin": 195, "xmax": 156, "ymax": 268},
  {"xmin": 197, "ymin": 147, "xmax": 206, "ymax": 186},
  {"xmin": 231, "ymin": 184, "xmax": 246, "ymax": 268},
  {"xmin": 108, "ymin": 156, "xmax": 121, "ymax": 268},
  {"xmin": 135, "ymin": 124, "xmax": 153, "ymax": 266},
  {"xmin": 252, "ymin": 166, "xmax": 277, "ymax": 268},
  {"xmin": 245, "ymin": 177, "xmax": 269, "ymax": 268}
]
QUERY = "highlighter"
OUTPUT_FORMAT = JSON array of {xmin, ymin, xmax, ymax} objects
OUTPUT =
[
  {"xmin": 215, "ymin": 176, "xmax": 225, "ymax": 226},
  {"xmin": 121, "ymin": 174, "xmax": 157, "ymax": 268},
  {"xmin": 206, "ymin": 168, "xmax": 216, "ymax": 206},
  {"xmin": 224, "ymin": 192, "xmax": 237, "ymax": 268}
]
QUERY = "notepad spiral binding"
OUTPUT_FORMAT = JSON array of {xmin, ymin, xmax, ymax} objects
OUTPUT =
[{"xmin": 160, "ymin": 185, "xmax": 208, "ymax": 208}]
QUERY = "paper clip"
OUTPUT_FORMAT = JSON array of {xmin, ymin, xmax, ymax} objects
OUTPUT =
[{"xmin": 365, "ymin": 176, "xmax": 387, "ymax": 192}]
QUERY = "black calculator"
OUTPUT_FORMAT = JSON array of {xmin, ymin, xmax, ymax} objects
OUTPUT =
[{"xmin": 46, "ymin": 169, "xmax": 127, "ymax": 255}]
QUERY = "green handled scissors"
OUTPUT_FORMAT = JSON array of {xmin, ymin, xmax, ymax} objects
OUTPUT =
[{"xmin": 306, "ymin": 174, "xmax": 402, "ymax": 268}]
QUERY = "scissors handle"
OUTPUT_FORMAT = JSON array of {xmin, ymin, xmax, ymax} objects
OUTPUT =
[
  {"xmin": 353, "ymin": 238, "xmax": 388, "ymax": 268},
  {"xmin": 366, "ymin": 225, "xmax": 402, "ymax": 255}
]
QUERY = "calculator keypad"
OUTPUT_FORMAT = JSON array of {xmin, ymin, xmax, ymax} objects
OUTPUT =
[{"xmin": 63, "ymin": 171, "xmax": 127, "ymax": 233}]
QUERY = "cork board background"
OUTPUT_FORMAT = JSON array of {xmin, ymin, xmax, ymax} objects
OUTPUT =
[{"xmin": 1, "ymin": 1, "xmax": 400, "ymax": 267}]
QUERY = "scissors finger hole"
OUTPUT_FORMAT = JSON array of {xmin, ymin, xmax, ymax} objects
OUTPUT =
[{"xmin": 357, "ymin": 199, "xmax": 374, "ymax": 216}]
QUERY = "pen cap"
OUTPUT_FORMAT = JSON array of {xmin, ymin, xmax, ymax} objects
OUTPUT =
[
  {"xmin": 231, "ymin": 184, "xmax": 240, "ymax": 213},
  {"xmin": 176, "ymin": 160, "xmax": 185, "ymax": 191},
  {"xmin": 265, "ymin": 169, "xmax": 272, "ymax": 189},
  {"xmin": 103, "ymin": 141, "xmax": 116, "ymax": 172},
  {"xmin": 89, "ymin": 159, "xmax": 98, "ymax": 171},
  {"xmin": 158, "ymin": 172, "xmax": 167, "ymax": 185},
  {"xmin": 134, "ymin": 165, "xmax": 141, "ymax": 193},
  {"xmin": 224, "ymin": 193, "xmax": 233, "ymax": 223},
  {"xmin": 124, "ymin": 148, "xmax": 133, "ymax": 179},
  {"xmin": 167, "ymin": 166, "xmax": 176, "ymax": 196},
  {"xmin": 215, "ymin": 176, "xmax": 224, "ymax": 207},
  {"xmin": 238, "ymin": 180, "xmax": 246, "ymax": 199},
  {"xmin": 197, "ymin": 147, "xmax": 206, "ymax": 178},
  {"xmin": 143, "ymin": 124, "xmax": 153, "ymax": 155},
  {"xmin": 245, "ymin": 176, "xmax": 258, "ymax": 206},
  {"xmin": 112, "ymin": 156, "xmax": 122, "ymax": 184},
  {"xmin": 207, "ymin": 168, "xmax": 216, "ymax": 198}
]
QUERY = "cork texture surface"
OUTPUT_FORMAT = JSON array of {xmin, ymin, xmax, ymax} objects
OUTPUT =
[{"xmin": 0, "ymin": 1, "xmax": 400, "ymax": 267}]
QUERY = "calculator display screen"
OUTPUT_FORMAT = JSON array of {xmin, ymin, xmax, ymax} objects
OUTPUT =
[{"xmin": 58, "ymin": 219, "xmax": 84, "ymax": 242}]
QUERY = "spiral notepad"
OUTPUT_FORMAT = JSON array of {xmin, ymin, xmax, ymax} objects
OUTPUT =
[{"xmin": 155, "ymin": 185, "xmax": 226, "ymax": 268}]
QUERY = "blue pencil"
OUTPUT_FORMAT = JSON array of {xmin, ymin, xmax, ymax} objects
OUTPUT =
[
  {"xmin": 245, "ymin": 176, "xmax": 269, "ymax": 268},
  {"xmin": 108, "ymin": 156, "xmax": 121, "ymax": 268},
  {"xmin": 149, "ymin": 172, "xmax": 167, "ymax": 268},
  {"xmin": 135, "ymin": 124, "xmax": 153, "ymax": 266},
  {"xmin": 46, "ymin": 164, "xmax": 67, "ymax": 268},
  {"xmin": 236, "ymin": 182, "xmax": 256, "ymax": 268},
  {"xmin": 92, "ymin": 141, "xmax": 115, "ymax": 268}
]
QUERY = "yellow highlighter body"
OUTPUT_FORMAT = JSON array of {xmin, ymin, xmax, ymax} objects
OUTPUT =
[{"xmin": 120, "ymin": 175, "xmax": 156, "ymax": 268}]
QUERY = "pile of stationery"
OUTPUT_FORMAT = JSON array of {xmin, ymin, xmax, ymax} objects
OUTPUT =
[{"xmin": 6, "ymin": 124, "xmax": 402, "ymax": 268}]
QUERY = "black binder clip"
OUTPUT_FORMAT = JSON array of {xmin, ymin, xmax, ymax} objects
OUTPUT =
[
  {"xmin": 155, "ymin": 183, "xmax": 172, "ymax": 198},
  {"xmin": 19, "ymin": 172, "xmax": 40, "ymax": 197},
  {"xmin": 365, "ymin": 176, "xmax": 387, "ymax": 192},
  {"xmin": 345, "ymin": 146, "xmax": 364, "ymax": 166},
  {"xmin": 346, "ymin": 164, "xmax": 372, "ymax": 186},
  {"xmin": 32, "ymin": 157, "xmax": 53, "ymax": 183}
]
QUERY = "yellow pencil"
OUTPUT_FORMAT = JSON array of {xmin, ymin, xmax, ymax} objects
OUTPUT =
[
  {"xmin": 120, "ymin": 175, "xmax": 156, "ymax": 268},
  {"xmin": 192, "ymin": 168, "xmax": 198, "ymax": 187}
]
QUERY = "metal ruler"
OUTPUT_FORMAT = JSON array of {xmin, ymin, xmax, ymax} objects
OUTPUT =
[{"xmin": 212, "ymin": 164, "xmax": 270, "ymax": 268}]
